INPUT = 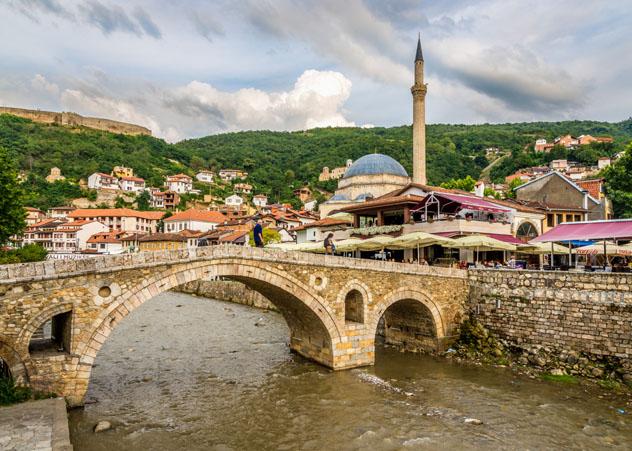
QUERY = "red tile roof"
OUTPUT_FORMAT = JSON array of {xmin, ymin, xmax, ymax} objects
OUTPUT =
[
  {"xmin": 164, "ymin": 209, "xmax": 227, "ymax": 223},
  {"xmin": 120, "ymin": 176, "xmax": 145, "ymax": 182},
  {"xmin": 87, "ymin": 231, "xmax": 125, "ymax": 243},
  {"xmin": 293, "ymin": 217, "xmax": 351, "ymax": 231},
  {"xmin": 138, "ymin": 233, "xmax": 187, "ymax": 242},
  {"xmin": 576, "ymin": 179, "xmax": 603, "ymax": 199},
  {"xmin": 69, "ymin": 208, "xmax": 164, "ymax": 220}
]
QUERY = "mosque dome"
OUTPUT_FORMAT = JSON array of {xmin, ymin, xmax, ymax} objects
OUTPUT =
[
  {"xmin": 343, "ymin": 154, "xmax": 408, "ymax": 179},
  {"xmin": 328, "ymin": 193, "xmax": 350, "ymax": 202}
]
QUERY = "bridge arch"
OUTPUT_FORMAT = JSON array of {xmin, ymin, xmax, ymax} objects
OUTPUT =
[
  {"xmin": 16, "ymin": 302, "xmax": 74, "ymax": 356},
  {"xmin": 337, "ymin": 280, "xmax": 372, "ymax": 325},
  {"xmin": 68, "ymin": 260, "xmax": 344, "ymax": 406},
  {"xmin": 371, "ymin": 287, "xmax": 445, "ymax": 353},
  {"xmin": 0, "ymin": 335, "xmax": 29, "ymax": 385}
]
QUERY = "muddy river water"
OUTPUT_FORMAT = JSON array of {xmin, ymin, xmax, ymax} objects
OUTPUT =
[{"xmin": 68, "ymin": 292, "xmax": 632, "ymax": 450}]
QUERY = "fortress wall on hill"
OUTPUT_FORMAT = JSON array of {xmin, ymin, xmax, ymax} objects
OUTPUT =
[{"xmin": 0, "ymin": 106, "xmax": 151, "ymax": 136}]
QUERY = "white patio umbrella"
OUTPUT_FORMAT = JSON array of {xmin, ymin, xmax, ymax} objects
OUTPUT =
[{"xmin": 452, "ymin": 234, "xmax": 517, "ymax": 263}]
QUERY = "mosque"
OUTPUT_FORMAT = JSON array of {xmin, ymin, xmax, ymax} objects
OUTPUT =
[{"xmin": 319, "ymin": 36, "xmax": 428, "ymax": 218}]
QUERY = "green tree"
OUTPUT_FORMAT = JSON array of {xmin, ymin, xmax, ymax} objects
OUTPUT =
[
  {"xmin": 604, "ymin": 144, "xmax": 632, "ymax": 217},
  {"xmin": 440, "ymin": 175, "xmax": 477, "ymax": 192},
  {"xmin": 136, "ymin": 190, "xmax": 151, "ymax": 211},
  {"xmin": 505, "ymin": 177, "xmax": 526, "ymax": 199},
  {"xmin": 249, "ymin": 228, "xmax": 281, "ymax": 246},
  {"xmin": 0, "ymin": 147, "xmax": 26, "ymax": 245}
]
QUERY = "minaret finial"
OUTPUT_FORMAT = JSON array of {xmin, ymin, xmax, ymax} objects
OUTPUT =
[{"xmin": 415, "ymin": 33, "xmax": 424, "ymax": 62}]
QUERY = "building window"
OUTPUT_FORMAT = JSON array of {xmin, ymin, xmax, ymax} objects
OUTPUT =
[
  {"xmin": 574, "ymin": 214, "xmax": 581, "ymax": 222},
  {"xmin": 566, "ymin": 214, "xmax": 573, "ymax": 222},
  {"xmin": 556, "ymin": 214, "xmax": 563, "ymax": 224},
  {"xmin": 546, "ymin": 214, "xmax": 554, "ymax": 227},
  {"xmin": 516, "ymin": 222, "xmax": 538, "ymax": 242}
]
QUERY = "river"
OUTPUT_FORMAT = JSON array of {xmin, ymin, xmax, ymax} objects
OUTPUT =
[{"xmin": 68, "ymin": 292, "xmax": 632, "ymax": 450}]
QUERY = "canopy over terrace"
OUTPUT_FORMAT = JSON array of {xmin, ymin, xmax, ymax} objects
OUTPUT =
[
  {"xmin": 412, "ymin": 192, "xmax": 512, "ymax": 221},
  {"xmin": 532, "ymin": 219, "xmax": 632, "ymax": 270},
  {"xmin": 573, "ymin": 241, "xmax": 632, "ymax": 256},
  {"xmin": 532, "ymin": 219, "xmax": 632, "ymax": 243}
]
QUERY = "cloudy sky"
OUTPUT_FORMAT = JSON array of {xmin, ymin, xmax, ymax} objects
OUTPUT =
[{"xmin": 1, "ymin": 0, "xmax": 630, "ymax": 142}]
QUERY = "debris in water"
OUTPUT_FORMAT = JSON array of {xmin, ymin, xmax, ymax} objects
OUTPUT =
[
  {"xmin": 93, "ymin": 421, "xmax": 112, "ymax": 433},
  {"xmin": 464, "ymin": 418, "xmax": 483, "ymax": 425}
]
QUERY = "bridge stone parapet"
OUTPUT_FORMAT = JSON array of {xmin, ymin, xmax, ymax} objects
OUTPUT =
[{"xmin": 0, "ymin": 245, "xmax": 467, "ymax": 406}]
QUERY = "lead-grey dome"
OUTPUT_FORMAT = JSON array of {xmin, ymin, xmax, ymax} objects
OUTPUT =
[
  {"xmin": 328, "ymin": 193, "xmax": 349, "ymax": 202},
  {"xmin": 343, "ymin": 154, "xmax": 408, "ymax": 179}
]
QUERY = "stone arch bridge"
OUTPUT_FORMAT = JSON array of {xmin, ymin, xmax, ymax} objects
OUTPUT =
[{"xmin": 0, "ymin": 245, "xmax": 468, "ymax": 406}]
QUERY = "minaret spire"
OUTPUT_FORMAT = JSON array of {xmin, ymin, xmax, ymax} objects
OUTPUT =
[
  {"xmin": 415, "ymin": 33, "xmax": 424, "ymax": 61},
  {"xmin": 411, "ymin": 34, "xmax": 427, "ymax": 184}
]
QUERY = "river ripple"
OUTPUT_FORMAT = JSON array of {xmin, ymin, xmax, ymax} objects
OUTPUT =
[{"xmin": 69, "ymin": 292, "xmax": 632, "ymax": 450}]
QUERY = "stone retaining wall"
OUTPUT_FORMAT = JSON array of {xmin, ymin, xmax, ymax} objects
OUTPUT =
[
  {"xmin": 175, "ymin": 279, "xmax": 276, "ymax": 311},
  {"xmin": 468, "ymin": 269, "xmax": 632, "ymax": 365}
]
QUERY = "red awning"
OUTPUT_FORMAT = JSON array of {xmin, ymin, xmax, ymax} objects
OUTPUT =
[
  {"xmin": 532, "ymin": 220, "xmax": 632, "ymax": 243},
  {"xmin": 434, "ymin": 193, "xmax": 511, "ymax": 213},
  {"xmin": 485, "ymin": 233, "xmax": 524, "ymax": 245},
  {"xmin": 434, "ymin": 231, "xmax": 461, "ymax": 238},
  {"xmin": 434, "ymin": 231, "xmax": 522, "ymax": 244}
]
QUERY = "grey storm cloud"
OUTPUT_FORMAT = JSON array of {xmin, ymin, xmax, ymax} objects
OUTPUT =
[
  {"xmin": 78, "ymin": 1, "xmax": 141, "ymax": 36},
  {"xmin": 189, "ymin": 10, "xmax": 225, "ymax": 42},
  {"xmin": 432, "ymin": 45, "xmax": 586, "ymax": 113},
  {"xmin": 133, "ymin": 6, "xmax": 162, "ymax": 39},
  {"xmin": 7, "ymin": 0, "xmax": 75, "ymax": 22},
  {"xmin": 10, "ymin": 0, "xmax": 163, "ymax": 38}
]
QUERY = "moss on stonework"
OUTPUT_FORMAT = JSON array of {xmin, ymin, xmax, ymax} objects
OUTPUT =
[
  {"xmin": 451, "ymin": 318, "xmax": 509, "ymax": 364},
  {"xmin": 541, "ymin": 374, "xmax": 578, "ymax": 384}
]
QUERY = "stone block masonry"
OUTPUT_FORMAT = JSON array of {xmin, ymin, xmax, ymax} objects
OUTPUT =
[
  {"xmin": 468, "ymin": 269, "xmax": 632, "ymax": 364},
  {"xmin": 176, "ymin": 279, "xmax": 276, "ymax": 311},
  {"xmin": 0, "ymin": 245, "xmax": 467, "ymax": 406},
  {"xmin": 0, "ymin": 398, "xmax": 72, "ymax": 450}
]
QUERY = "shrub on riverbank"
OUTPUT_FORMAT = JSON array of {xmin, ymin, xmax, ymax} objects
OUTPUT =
[{"xmin": 0, "ymin": 378, "xmax": 32, "ymax": 405}]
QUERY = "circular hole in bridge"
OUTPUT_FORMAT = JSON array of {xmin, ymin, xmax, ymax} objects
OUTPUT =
[
  {"xmin": 98, "ymin": 286, "xmax": 112, "ymax": 298},
  {"xmin": 314, "ymin": 277, "xmax": 323, "ymax": 287}
]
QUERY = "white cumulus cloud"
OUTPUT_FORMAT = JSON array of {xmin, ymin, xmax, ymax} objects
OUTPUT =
[{"xmin": 164, "ymin": 69, "xmax": 355, "ymax": 134}]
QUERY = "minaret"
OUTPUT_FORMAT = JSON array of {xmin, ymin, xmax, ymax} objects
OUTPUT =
[{"xmin": 411, "ymin": 35, "xmax": 427, "ymax": 185}]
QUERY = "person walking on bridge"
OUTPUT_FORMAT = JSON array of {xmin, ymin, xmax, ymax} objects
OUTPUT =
[
  {"xmin": 253, "ymin": 219, "xmax": 264, "ymax": 248},
  {"xmin": 324, "ymin": 233, "xmax": 335, "ymax": 255}
]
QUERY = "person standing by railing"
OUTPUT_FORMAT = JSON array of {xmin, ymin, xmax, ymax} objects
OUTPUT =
[{"xmin": 324, "ymin": 233, "xmax": 335, "ymax": 255}]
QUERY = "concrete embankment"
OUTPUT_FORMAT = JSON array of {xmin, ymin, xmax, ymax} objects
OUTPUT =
[
  {"xmin": 0, "ymin": 398, "xmax": 72, "ymax": 450},
  {"xmin": 175, "ymin": 279, "xmax": 277, "ymax": 311}
]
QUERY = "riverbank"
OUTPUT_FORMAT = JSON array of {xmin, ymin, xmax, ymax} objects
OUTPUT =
[
  {"xmin": 444, "ymin": 319, "xmax": 632, "ymax": 403},
  {"xmin": 0, "ymin": 397, "xmax": 72, "ymax": 450}
]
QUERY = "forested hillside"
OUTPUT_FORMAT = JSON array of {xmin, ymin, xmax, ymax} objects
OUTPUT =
[{"xmin": 2, "ymin": 112, "xmax": 632, "ymax": 209}]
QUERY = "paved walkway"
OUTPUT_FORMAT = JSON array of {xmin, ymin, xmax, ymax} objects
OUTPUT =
[{"xmin": 0, "ymin": 398, "xmax": 72, "ymax": 451}]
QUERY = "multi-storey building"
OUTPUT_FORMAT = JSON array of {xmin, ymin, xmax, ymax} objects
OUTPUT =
[
  {"xmin": 25, "ymin": 207, "xmax": 46, "ymax": 225},
  {"xmin": 68, "ymin": 208, "xmax": 164, "ymax": 233},
  {"xmin": 86, "ymin": 231, "xmax": 126, "ymax": 254},
  {"xmin": 234, "ymin": 183, "xmax": 253, "ymax": 194},
  {"xmin": 218, "ymin": 169, "xmax": 248, "ymax": 182},
  {"xmin": 22, "ymin": 219, "xmax": 108, "ymax": 253},
  {"xmin": 163, "ymin": 209, "xmax": 227, "ymax": 233},
  {"xmin": 165, "ymin": 174, "xmax": 193, "ymax": 194},
  {"xmin": 118, "ymin": 176, "xmax": 145, "ymax": 193},
  {"xmin": 111, "ymin": 166, "xmax": 134, "ymax": 178},
  {"xmin": 195, "ymin": 171, "xmax": 214, "ymax": 183},
  {"xmin": 87, "ymin": 172, "xmax": 119, "ymax": 190}
]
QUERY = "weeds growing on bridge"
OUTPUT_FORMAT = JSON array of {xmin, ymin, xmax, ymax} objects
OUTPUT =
[{"xmin": 0, "ymin": 378, "xmax": 32, "ymax": 405}]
